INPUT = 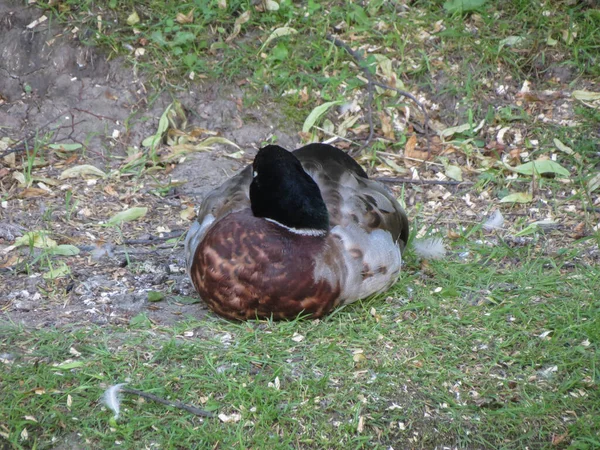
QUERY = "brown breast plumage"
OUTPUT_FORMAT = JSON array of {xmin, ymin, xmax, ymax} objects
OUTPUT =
[{"xmin": 189, "ymin": 209, "xmax": 343, "ymax": 320}]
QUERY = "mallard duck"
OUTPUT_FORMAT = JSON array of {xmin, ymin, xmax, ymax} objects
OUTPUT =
[{"xmin": 184, "ymin": 143, "xmax": 409, "ymax": 320}]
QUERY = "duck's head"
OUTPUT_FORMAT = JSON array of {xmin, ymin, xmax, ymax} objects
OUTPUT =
[{"xmin": 250, "ymin": 145, "xmax": 329, "ymax": 236}]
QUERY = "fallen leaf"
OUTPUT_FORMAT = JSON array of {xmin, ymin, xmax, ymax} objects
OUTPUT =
[
  {"xmin": 218, "ymin": 413, "xmax": 241, "ymax": 423},
  {"xmin": 180, "ymin": 206, "xmax": 196, "ymax": 221},
  {"xmin": 512, "ymin": 160, "xmax": 569, "ymax": 177},
  {"xmin": 176, "ymin": 9, "xmax": 194, "ymax": 24},
  {"xmin": 19, "ymin": 187, "xmax": 50, "ymax": 198},
  {"xmin": 104, "ymin": 185, "xmax": 118, "ymax": 197},
  {"xmin": 265, "ymin": 0, "xmax": 279, "ymax": 11},
  {"xmin": 14, "ymin": 231, "xmax": 57, "ymax": 249},
  {"xmin": 126, "ymin": 11, "xmax": 140, "ymax": 26},
  {"xmin": 226, "ymin": 10, "xmax": 251, "ymax": 43},
  {"xmin": 106, "ymin": 207, "xmax": 148, "ymax": 226},
  {"xmin": 47, "ymin": 245, "xmax": 80, "ymax": 256},
  {"xmin": 572, "ymin": 90, "xmax": 600, "ymax": 101},
  {"xmin": 587, "ymin": 173, "xmax": 600, "ymax": 193},
  {"xmin": 291, "ymin": 333, "xmax": 305, "ymax": 342},
  {"xmin": 500, "ymin": 192, "xmax": 532, "ymax": 203},
  {"xmin": 404, "ymin": 135, "xmax": 429, "ymax": 161},
  {"xmin": 444, "ymin": 164, "xmax": 463, "ymax": 181},
  {"xmin": 147, "ymin": 291, "xmax": 164, "ymax": 302},
  {"xmin": 379, "ymin": 112, "xmax": 395, "ymax": 140},
  {"xmin": 440, "ymin": 120, "xmax": 484, "ymax": 138},
  {"xmin": 551, "ymin": 433, "xmax": 569, "ymax": 446},
  {"xmin": 357, "ymin": 415, "xmax": 365, "ymax": 433},
  {"xmin": 259, "ymin": 27, "xmax": 298, "ymax": 53},
  {"xmin": 59, "ymin": 165, "xmax": 106, "ymax": 179},
  {"xmin": 302, "ymin": 101, "xmax": 342, "ymax": 134},
  {"xmin": 43, "ymin": 261, "xmax": 71, "ymax": 280},
  {"xmin": 499, "ymin": 35, "xmax": 525, "ymax": 50}
]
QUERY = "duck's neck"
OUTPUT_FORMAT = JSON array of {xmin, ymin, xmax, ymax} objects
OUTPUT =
[{"xmin": 264, "ymin": 218, "xmax": 328, "ymax": 237}]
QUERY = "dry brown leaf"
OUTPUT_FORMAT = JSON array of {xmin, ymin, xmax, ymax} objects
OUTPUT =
[
  {"xmin": 226, "ymin": 10, "xmax": 250, "ymax": 42},
  {"xmin": 551, "ymin": 433, "xmax": 569, "ymax": 446},
  {"xmin": 447, "ymin": 229, "xmax": 461, "ymax": 239},
  {"xmin": 123, "ymin": 151, "xmax": 143, "ymax": 164},
  {"xmin": 509, "ymin": 148, "xmax": 521, "ymax": 163},
  {"xmin": 176, "ymin": 9, "xmax": 194, "ymax": 24},
  {"xmin": 104, "ymin": 185, "xmax": 118, "ymax": 197},
  {"xmin": 2, "ymin": 152, "xmax": 16, "ymax": 167},
  {"xmin": 180, "ymin": 205, "xmax": 196, "ymax": 221},
  {"xmin": 404, "ymin": 135, "xmax": 429, "ymax": 163},
  {"xmin": 19, "ymin": 187, "xmax": 50, "ymax": 198},
  {"xmin": 0, "ymin": 254, "xmax": 21, "ymax": 268},
  {"xmin": 573, "ymin": 222, "xmax": 586, "ymax": 239},
  {"xmin": 379, "ymin": 112, "xmax": 395, "ymax": 140}
]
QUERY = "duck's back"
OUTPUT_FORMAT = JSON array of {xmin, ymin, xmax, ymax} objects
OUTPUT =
[{"xmin": 294, "ymin": 144, "xmax": 408, "ymax": 249}]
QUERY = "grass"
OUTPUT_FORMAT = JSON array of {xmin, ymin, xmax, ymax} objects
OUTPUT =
[
  {"xmin": 1, "ymin": 240, "xmax": 599, "ymax": 448},
  {"xmin": 2, "ymin": 0, "xmax": 600, "ymax": 448},
  {"xmin": 35, "ymin": 0, "xmax": 600, "ymax": 121}
]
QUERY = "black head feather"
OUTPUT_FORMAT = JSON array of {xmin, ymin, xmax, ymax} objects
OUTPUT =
[{"xmin": 250, "ymin": 145, "xmax": 329, "ymax": 232}]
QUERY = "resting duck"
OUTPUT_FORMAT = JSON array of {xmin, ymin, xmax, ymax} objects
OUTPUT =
[{"xmin": 184, "ymin": 143, "xmax": 409, "ymax": 320}]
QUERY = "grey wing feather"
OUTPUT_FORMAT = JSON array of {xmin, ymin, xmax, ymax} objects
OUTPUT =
[{"xmin": 294, "ymin": 149, "xmax": 408, "ymax": 249}]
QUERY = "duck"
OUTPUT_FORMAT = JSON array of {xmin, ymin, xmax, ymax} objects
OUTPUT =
[{"xmin": 184, "ymin": 143, "xmax": 409, "ymax": 320}]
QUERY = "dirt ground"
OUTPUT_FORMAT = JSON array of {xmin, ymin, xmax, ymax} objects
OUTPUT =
[
  {"xmin": 0, "ymin": 2, "xmax": 298, "ymax": 327},
  {"xmin": 1, "ymin": 2, "xmax": 598, "ymax": 329}
]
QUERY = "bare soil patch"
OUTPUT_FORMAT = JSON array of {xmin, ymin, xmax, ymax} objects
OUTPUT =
[{"xmin": 0, "ymin": 3, "xmax": 297, "ymax": 328}]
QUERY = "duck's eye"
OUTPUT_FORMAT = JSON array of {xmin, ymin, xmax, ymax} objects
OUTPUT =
[{"xmin": 253, "ymin": 170, "xmax": 258, "ymax": 178}]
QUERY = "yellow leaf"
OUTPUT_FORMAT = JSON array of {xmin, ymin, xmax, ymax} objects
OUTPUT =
[
  {"xmin": 126, "ymin": 11, "xmax": 140, "ymax": 26},
  {"xmin": 176, "ymin": 9, "xmax": 194, "ymax": 24},
  {"xmin": 59, "ymin": 165, "xmax": 106, "ymax": 179},
  {"xmin": 15, "ymin": 231, "xmax": 57, "ymax": 249},
  {"xmin": 180, "ymin": 206, "xmax": 196, "ymax": 221},
  {"xmin": 500, "ymin": 192, "xmax": 532, "ymax": 203},
  {"xmin": 572, "ymin": 90, "xmax": 600, "ymax": 101}
]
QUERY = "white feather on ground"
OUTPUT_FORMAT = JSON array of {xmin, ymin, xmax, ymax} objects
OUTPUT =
[
  {"xmin": 103, "ymin": 383, "xmax": 127, "ymax": 419},
  {"xmin": 413, "ymin": 237, "xmax": 446, "ymax": 260},
  {"xmin": 483, "ymin": 210, "xmax": 505, "ymax": 231}
]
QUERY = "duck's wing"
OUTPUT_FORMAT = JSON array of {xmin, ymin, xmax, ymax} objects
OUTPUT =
[
  {"xmin": 184, "ymin": 165, "xmax": 252, "ymax": 273},
  {"xmin": 294, "ymin": 144, "xmax": 409, "ymax": 249}
]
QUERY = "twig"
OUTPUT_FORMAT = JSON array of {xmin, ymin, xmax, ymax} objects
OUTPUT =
[
  {"xmin": 402, "ymin": 155, "xmax": 444, "ymax": 167},
  {"xmin": 325, "ymin": 34, "xmax": 375, "ymax": 152},
  {"xmin": 325, "ymin": 33, "xmax": 431, "ymax": 155},
  {"xmin": 376, "ymin": 176, "xmax": 471, "ymax": 186},
  {"xmin": 122, "ymin": 230, "xmax": 185, "ymax": 245},
  {"xmin": 313, "ymin": 126, "xmax": 357, "ymax": 145},
  {"xmin": 121, "ymin": 387, "xmax": 214, "ymax": 418},
  {"xmin": 73, "ymin": 107, "xmax": 119, "ymax": 123},
  {"xmin": 0, "ymin": 122, "xmax": 87, "ymax": 158}
]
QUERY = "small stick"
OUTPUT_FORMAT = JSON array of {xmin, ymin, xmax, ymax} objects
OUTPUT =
[
  {"xmin": 313, "ymin": 126, "xmax": 357, "ymax": 145},
  {"xmin": 325, "ymin": 34, "xmax": 431, "ymax": 154},
  {"xmin": 121, "ymin": 387, "xmax": 214, "ymax": 418},
  {"xmin": 122, "ymin": 230, "xmax": 185, "ymax": 245},
  {"xmin": 325, "ymin": 34, "xmax": 376, "ymax": 152},
  {"xmin": 73, "ymin": 107, "xmax": 119, "ymax": 123},
  {"xmin": 376, "ymin": 176, "xmax": 471, "ymax": 186}
]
